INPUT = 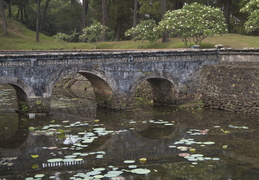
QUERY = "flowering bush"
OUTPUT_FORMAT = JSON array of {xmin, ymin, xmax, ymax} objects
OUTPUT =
[
  {"xmin": 53, "ymin": 30, "xmax": 77, "ymax": 48},
  {"xmin": 80, "ymin": 21, "xmax": 108, "ymax": 49},
  {"xmin": 125, "ymin": 19, "xmax": 159, "ymax": 48},
  {"xmin": 240, "ymin": 0, "xmax": 259, "ymax": 33},
  {"xmin": 157, "ymin": 3, "xmax": 228, "ymax": 46}
]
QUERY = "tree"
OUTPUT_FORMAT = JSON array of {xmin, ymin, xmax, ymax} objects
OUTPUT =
[
  {"xmin": 157, "ymin": 3, "xmax": 228, "ymax": 46},
  {"xmin": 101, "ymin": 0, "xmax": 107, "ymax": 41},
  {"xmin": 81, "ymin": 0, "xmax": 89, "ymax": 30},
  {"xmin": 161, "ymin": 0, "xmax": 168, "ymax": 42},
  {"xmin": 36, "ymin": 0, "xmax": 40, "ymax": 41},
  {"xmin": 79, "ymin": 21, "xmax": 108, "ymax": 49},
  {"xmin": 240, "ymin": 0, "xmax": 259, "ymax": 33},
  {"xmin": 0, "ymin": 0, "xmax": 7, "ymax": 35},
  {"xmin": 53, "ymin": 30, "xmax": 77, "ymax": 48},
  {"xmin": 133, "ymin": 0, "xmax": 138, "ymax": 28},
  {"xmin": 125, "ymin": 19, "xmax": 159, "ymax": 48},
  {"xmin": 139, "ymin": 0, "xmax": 161, "ymax": 21}
]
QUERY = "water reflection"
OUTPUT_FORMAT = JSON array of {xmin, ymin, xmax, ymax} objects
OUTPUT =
[{"xmin": 0, "ymin": 87, "xmax": 259, "ymax": 179}]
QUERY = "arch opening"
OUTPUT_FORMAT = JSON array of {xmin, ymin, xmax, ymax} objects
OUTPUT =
[
  {"xmin": 133, "ymin": 77, "xmax": 177, "ymax": 106},
  {"xmin": 50, "ymin": 71, "xmax": 115, "ymax": 117},
  {"xmin": 79, "ymin": 72, "xmax": 114, "ymax": 108},
  {"xmin": 0, "ymin": 84, "xmax": 28, "ymax": 113},
  {"xmin": 147, "ymin": 78, "xmax": 176, "ymax": 105}
]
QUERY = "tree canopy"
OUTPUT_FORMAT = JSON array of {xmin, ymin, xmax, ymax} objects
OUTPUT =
[
  {"xmin": 125, "ymin": 19, "xmax": 159, "ymax": 47},
  {"xmin": 240, "ymin": 0, "xmax": 259, "ymax": 33},
  {"xmin": 0, "ymin": 0, "xmax": 258, "ymax": 43},
  {"xmin": 157, "ymin": 3, "xmax": 228, "ymax": 45}
]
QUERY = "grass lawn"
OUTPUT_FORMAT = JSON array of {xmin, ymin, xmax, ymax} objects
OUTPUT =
[{"xmin": 0, "ymin": 19, "xmax": 258, "ymax": 50}]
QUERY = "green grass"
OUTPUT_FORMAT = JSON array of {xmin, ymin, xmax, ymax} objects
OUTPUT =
[{"xmin": 0, "ymin": 19, "xmax": 258, "ymax": 50}]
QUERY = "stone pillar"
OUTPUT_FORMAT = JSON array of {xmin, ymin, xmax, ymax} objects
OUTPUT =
[{"xmin": 111, "ymin": 93, "xmax": 134, "ymax": 110}]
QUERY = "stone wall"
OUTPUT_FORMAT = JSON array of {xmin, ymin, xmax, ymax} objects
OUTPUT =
[{"xmin": 199, "ymin": 62, "xmax": 259, "ymax": 115}]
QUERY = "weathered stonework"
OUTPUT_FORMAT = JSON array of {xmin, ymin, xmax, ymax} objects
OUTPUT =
[
  {"xmin": 0, "ymin": 50, "xmax": 219, "ymax": 113},
  {"xmin": 1, "ymin": 49, "xmax": 258, "ymax": 115},
  {"xmin": 199, "ymin": 62, "xmax": 259, "ymax": 115}
]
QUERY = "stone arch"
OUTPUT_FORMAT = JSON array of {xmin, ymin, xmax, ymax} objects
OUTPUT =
[
  {"xmin": 129, "ymin": 72, "xmax": 180, "ymax": 105},
  {"xmin": 48, "ymin": 69, "xmax": 118, "ymax": 109},
  {"xmin": 0, "ymin": 76, "xmax": 35, "ymax": 111}
]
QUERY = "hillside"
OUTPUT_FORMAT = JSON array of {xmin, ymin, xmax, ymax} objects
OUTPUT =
[{"xmin": 0, "ymin": 19, "xmax": 259, "ymax": 50}]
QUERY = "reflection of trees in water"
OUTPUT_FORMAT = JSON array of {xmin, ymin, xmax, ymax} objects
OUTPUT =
[
  {"xmin": 162, "ymin": 161, "xmax": 228, "ymax": 180},
  {"xmin": 1, "ymin": 90, "xmax": 259, "ymax": 179},
  {"xmin": 0, "ymin": 114, "xmax": 29, "ymax": 148},
  {"xmin": 0, "ymin": 85, "xmax": 18, "ymax": 112},
  {"xmin": 50, "ymin": 87, "xmax": 97, "ymax": 120}
]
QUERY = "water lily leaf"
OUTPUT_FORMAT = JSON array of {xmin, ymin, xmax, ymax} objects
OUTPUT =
[
  {"xmin": 86, "ymin": 170, "xmax": 102, "ymax": 176},
  {"xmin": 47, "ymin": 158, "xmax": 63, "ymax": 163},
  {"xmin": 34, "ymin": 174, "xmax": 45, "ymax": 178},
  {"xmin": 123, "ymin": 160, "xmax": 135, "ymax": 164},
  {"xmin": 104, "ymin": 171, "xmax": 123, "ymax": 178},
  {"xmin": 28, "ymin": 127, "xmax": 35, "ymax": 131},
  {"xmin": 203, "ymin": 141, "xmax": 215, "ymax": 145},
  {"xmin": 131, "ymin": 168, "xmax": 151, "ymax": 175}
]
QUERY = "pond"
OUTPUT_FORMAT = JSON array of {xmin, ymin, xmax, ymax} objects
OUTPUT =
[{"xmin": 1, "ymin": 84, "xmax": 259, "ymax": 180}]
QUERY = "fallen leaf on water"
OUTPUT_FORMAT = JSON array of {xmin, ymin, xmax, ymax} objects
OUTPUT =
[
  {"xmin": 222, "ymin": 145, "xmax": 228, "ymax": 149},
  {"xmin": 220, "ymin": 129, "xmax": 230, "ymax": 134}
]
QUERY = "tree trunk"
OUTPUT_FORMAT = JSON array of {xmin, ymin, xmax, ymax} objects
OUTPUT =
[
  {"xmin": 114, "ymin": 21, "xmax": 121, "ymax": 41},
  {"xmin": 101, "ymin": 0, "xmax": 107, "ymax": 41},
  {"xmin": 36, "ymin": 0, "xmax": 40, "ymax": 42},
  {"xmin": 8, "ymin": 4, "xmax": 11, "ymax": 18},
  {"xmin": 223, "ymin": 0, "xmax": 231, "ymax": 32},
  {"xmin": 20, "ymin": 8, "xmax": 24, "ymax": 23},
  {"xmin": 82, "ymin": 0, "xmax": 86, "ymax": 30},
  {"xmin": 16, "ymin": 8, "xmax": 20, "ymax": 20},
  {"xmin": 161, "ymin": 0, "xmax": 168, "ymax": 43},
  {"xmin": 0, "ymin": 0, "xmax": 7, "ymax": 35},
  {"xmin": 24, "ymin": 8, "xmax": 27, "ymax": 22},
  {"xmin": 39, "ymin": 0, "xmax": 51, "ymax": 33},
  {"xmin": 81, "ymin": 0, "xmax": 89, "ymax": 30},
  {"xmin": 132, "ymin": 0, "xmax": 138, "ymax": 39},
  {"xmin": 133, "ymin": 0, "xmax": 138, "ymax": 27}
]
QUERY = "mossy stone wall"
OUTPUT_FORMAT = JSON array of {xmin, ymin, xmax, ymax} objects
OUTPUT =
[{"xmin": 199, "ymin": 63, "xmax": 259, "ymax": 115}]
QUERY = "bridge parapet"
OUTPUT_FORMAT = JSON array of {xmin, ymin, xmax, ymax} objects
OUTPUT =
[{"xmin": 0, "ymin": 49, "xmax": 218, "ymax": 66}]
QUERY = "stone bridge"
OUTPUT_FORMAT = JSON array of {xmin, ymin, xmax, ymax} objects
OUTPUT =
[{"xmin": 0, "ymin": 49, "xmax": 219, "ymax": 114}]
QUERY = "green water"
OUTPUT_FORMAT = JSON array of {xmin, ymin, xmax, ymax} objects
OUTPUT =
[{"xmin": 0, "ymin": 85, "xmax": 259, "ymax": 180}]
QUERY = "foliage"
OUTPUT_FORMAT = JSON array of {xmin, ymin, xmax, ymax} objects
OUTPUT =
[
  {"xmin": 125, "ymin": 19, "xmax": 159, "ymax": 48},
  {"xmin": 53, "ymin": 30, "xmax": 78, "ymax": 48},
  {"xmin": 79, "ymin": 21, "xmax": 108, "ymax": 49},
  {"xmin": 138, "ymin": 0, "xmax": 161, "ymax": 21},
  {"xmin": 157, "ymin": 3, "xmax": 228, "ymax": 46},
  {"xmin": 240, "ymin": 0, "xmax": 259, "ymax": 33},
  {"xmin": 1, "ymin": 19, "xmax": 259, "ymax": 50}
]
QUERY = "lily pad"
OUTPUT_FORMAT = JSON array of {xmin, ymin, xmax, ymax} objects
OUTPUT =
[
  {"xmin": 104, "ymin": 170, "xmax": 123, "ymax": 178},
  {"xmin": 203, "ymin": 141, "xmax": 215, "ymax": 145},
  {"xmin": 128, "ymin": 165, "xmax": 137, "ymax": 168},
  {"xmin": 86, "ymin": 170, "xmax": 102, "ymax": 176},
  {"xmin": 63, "ymin": 158, "xmax": 75, "ymax": 163},
  {"xmin": 47, "ymin": 158, "xmax": 63, "ymax": 163},
  {"xmin": 34, "ymin": 174, "xmax": 45, "ymax": 178},
  {"xmin": 131, "ymin": 168, "xmax": 151, "ymax": 175},
  {"xmin": 123, "ymin": 160, "xmax": 135, "ymax": 164}
]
